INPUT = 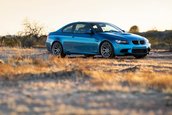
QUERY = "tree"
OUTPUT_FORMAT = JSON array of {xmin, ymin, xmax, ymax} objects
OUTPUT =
[
  {"xmin": 129, "ymin": 25, "xmax": 139, "ymax": 33},
  {"xmin": 17, "ymin": 19, "xmax": 45, "ymax": 47},
  {"xmin": 19, "ymin": 19, "xmax": 44, "ymax": 37}
]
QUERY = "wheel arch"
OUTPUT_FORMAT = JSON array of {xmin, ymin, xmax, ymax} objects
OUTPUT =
[
  {"xmin": 99, "ymin": 40, "xmax": 115, "ymax": 54},
  {"xmin": 51, "ymin": 40, "xmax": 64, "ymax": 52}
]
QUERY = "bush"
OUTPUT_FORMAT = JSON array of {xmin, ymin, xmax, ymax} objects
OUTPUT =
[
  {"xmin": 0, "ymin": 35, "xmax": 47, "ymax": 48},
  {"xmin": 138, "ymin": 30, "xmax": 172, "ymax": 50},
  {"xmin": 0, "ymin": 36, "xmax": 21, "ymax": 47},
  {"xmin": 129, "ymin": 25, "xmax": 139, "ymax": 33},
  {"xmin": 163, "ymin": 31, "xmax": 172, "ymax": 51},
  {"xmin": 0, "ymin": 19, "xmax": 47, "ymax": 48},
  {"xmin": 19, "ymin": 35, "xmax": 46, "ymax": 48}
]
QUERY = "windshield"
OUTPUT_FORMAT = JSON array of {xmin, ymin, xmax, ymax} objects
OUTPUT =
[{"xmin": 91, "ymin": 23, "xmax": 123, "ymax": 33}]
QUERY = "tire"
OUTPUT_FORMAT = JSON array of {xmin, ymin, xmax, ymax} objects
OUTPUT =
[
  {"xmin": 51, "ymin": 42, "xmax": 66, "ymax": 58},
  {"xmin": 100, "ymin": 41, "xmax": 114, "ymax": 58},
  {"xmin": 134, "ymin": 54, "xmax": 147, "ymax": 59}
]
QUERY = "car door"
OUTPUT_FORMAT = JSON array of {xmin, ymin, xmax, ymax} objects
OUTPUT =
[
  {"xmin": 61, "ymin": 24, "xmax": 76, "ymax": 53},
  {"xmin": 71, "ymin": 23, "xmax": 99, "ymax": 54}
]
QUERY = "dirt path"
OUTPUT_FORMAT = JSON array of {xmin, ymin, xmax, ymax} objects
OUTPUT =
[{"xmin": 0, "ymin": 48, "xmax": 172, "ymax": 115}]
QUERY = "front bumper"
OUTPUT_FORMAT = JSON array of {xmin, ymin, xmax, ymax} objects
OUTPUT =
[{"xmin": 112, "ymin": 42, "xmax": 151, "ymax": 56}]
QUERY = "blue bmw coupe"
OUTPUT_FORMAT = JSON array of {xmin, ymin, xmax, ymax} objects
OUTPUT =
[{"xmin": 46, "ymin": 22, "xmax": 151, "ymax": 58}]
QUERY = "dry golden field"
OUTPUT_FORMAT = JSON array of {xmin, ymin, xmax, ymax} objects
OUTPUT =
[{"xmin": 0, "ymin": 47, "xmax": 172, "ymax": 115}]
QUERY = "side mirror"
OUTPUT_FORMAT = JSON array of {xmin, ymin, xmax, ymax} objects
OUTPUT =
[{"xmin": 122, "ymin": 30, "xmax": 125, "ymax": 33}]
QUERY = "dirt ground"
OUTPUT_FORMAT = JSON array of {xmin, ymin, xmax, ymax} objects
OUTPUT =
[{"xmin": 0, "ymin": 48, "xmax": 172, "ymax": 115}]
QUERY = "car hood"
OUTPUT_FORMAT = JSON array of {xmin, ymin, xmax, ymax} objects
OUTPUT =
[{"xmin": 98, "ymin": 32, "xmax": 146, "ymax": 41}]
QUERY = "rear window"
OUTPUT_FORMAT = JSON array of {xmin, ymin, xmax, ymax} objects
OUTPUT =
[
  {"xmin": 62, "ymin": 25, "xmax": 73, "ymax": 33},
  {"xmin": 74, "ymin": 24, "xmax": 90, "ymax": 34}
]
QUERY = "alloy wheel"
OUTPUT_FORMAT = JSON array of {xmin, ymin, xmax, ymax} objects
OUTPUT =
[
  {"xmin": 51, "ymin": 42, "xmax": 66, "ymax": 57},
  {"xmin": 100, "ymin": 41, "xmax": 114, "ymax": 58}
]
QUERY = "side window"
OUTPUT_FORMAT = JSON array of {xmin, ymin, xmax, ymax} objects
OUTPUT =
[
  {"xmin": 74, "ymin": 24, "xmax": 90, "ymax": 34},
  {"xmin": 62, "ymin": 25, "xmax": 73, "ymax": 33},
  {"xmin": 92, "ymin": 24, "xmax": 102, "ymax": 33},
  {"xmin": 101, "ymin": 24, "xmax": 115, "ymax": 32}
]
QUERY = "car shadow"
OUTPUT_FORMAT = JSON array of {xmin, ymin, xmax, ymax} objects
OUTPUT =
[{"xmin": 66, "ymin": 55, "xmax": 136, "ymax": 60}]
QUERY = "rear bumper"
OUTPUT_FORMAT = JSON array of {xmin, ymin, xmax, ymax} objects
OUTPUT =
[
  {"xmin": 46, "ymin": 42, "xmax": 52, "ymax": 52},
  {"xmin": 112, "ymin": 43, "xmax": 151, "ymax": 56}
]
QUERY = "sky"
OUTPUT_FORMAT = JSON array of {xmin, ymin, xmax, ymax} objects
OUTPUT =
[{"xmin": 0, "ymin": 0, "xmax": 172, "ymax": 35}]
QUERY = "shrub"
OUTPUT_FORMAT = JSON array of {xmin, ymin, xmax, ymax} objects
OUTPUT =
[
  {"xmin": 163, "ymin": 31, "xmax": 172, "ymax": 51},
  {"xmin": 0, "ymin": 36, "xmax": 21, "ymax": 47},
  {"xmin": 129, "ymin": 25, "xmax": 139, "ymax": 33}
]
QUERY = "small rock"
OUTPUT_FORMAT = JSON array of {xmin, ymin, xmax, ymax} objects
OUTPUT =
[
  {"xmin": 0, "ymin": 59, "xmax": 4, "ymax": 64},
  {"xmin": 119, "ymin": 65, "xmax": 140, "ymax": 73}
]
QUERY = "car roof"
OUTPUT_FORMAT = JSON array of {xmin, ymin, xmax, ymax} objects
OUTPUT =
[
  {"xmin": 69, "ymin": 21, "xmax": 108, "ymax": 24},
  {"xmin": 60, "ymin": 21, "xmax": 111, "ymax": 30}
]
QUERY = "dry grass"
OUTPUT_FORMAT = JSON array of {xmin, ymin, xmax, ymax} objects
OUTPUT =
[
  {"xmin": 0, "ymin": 47, "xmax": 172, "ymax": 115},
  {"xmin": 0, "ymin": 49, "xmax": 172, "ymax": 93}
]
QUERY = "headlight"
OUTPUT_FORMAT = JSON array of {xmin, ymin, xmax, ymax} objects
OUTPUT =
[
  {"xmin": 145, "ymin": 39, "xmax": 149, "ymax": 43},
  {"xmin": 115, "ymin": 40, "xmax": 128, "ymax": 44}
]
